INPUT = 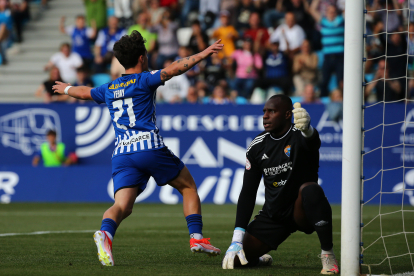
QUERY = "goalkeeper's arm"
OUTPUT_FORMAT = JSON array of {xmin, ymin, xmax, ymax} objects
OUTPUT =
[
  {"xmin": 223, "ymin": 168, "xmax": 261, "ymax": 269},
  {"xmin": 52, "ymin": 82, "xmax": 94, "ymax": 101}
]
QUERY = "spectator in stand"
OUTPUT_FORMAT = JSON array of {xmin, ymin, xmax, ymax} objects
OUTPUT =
[
  {"xmin": 270, "ymin": 12, "xmax": 305, "ymax": 59},
  {"xmin": 44, "ymin": 43, "xmax": 83, "ymax": 84},
  {"xmin": 301, "ymin": 84, "xmax": 321, "ymax": 104},
  {"xmin": 244, "ymin": 12, "xmax": 270, "ymax": 55},
  {"xmin": 235, "ymin": 0, "xmax": 261, "ymax": 32},
  {"xmin": 130, "ymin": 0, "xmax": 147, "ymax": 19},
  {"xmin": 212, "ymin": 10, "xmax": 238, "ymax": 61},
  {"xmin": 35, "ymin": 66, "xmax": 67, "ymax": 103},
  {"xmin": 74, "ymin": 66, "xmax": 93, "ymax": 87},
  {"xmin": 128, "ymin": 12, "xmax": 157, "ymax": 54},
  {"xmin": 60, "ymin": 15, "xmax": 96, "ymax": 68},
  {"xmin": 259, "ymin": 40, "xmax": 291, "ymax": 95},
  {"xmin": 365, "ymin": 59, "xmax": 403, "ymax": 102},
  {"xmin": 148, "ymin": 0, "xmax": 167, "ymax": 26},
  {"xmin": 372, "ymin": 0, "xmax": 401, "ymax": 33},
  {"xmin": 365, "ymin": 18, "xmax": 385, "ymax": 73},
  {"xmin": 282, "ymin": 0, "xmax": 314, "ymax": 39},
  {"xmin": 183, "ymin": 86, "xmax": 200, "ymax": 104},
  {"xmin": 209, "ymin": 85, "xmax": 232, "ymax": 105},
  {"xmin": 180, "ymin": 0, "xmax": 198, "ymax": 26},
  {"xmin": 203, "ymin": 54, "xmax": 226, "ymax": 91},
  {"xmin": 230, "ymin": 37, "xmax": 263, "ymax": 99},
  {"xmin": 293, "ymin": 39, "xmax": 318, "ymax": 96},
  {"xmin": 94, "ymin": 16, "xmax": 126, "ymax": 73},
  {"xmin": 83, "ymin": 0, "xmax": 107, "ymax": 30},
  {"xmin": 199, "ymin": 0, "xmax": 221, "ymax": 30},
  {"xmin": 69, "ymin": 66, "xmax": 93, "ymax": 103},
  {"xmin": 114, "ymin": 0, "xmax": 134, "ymax": 28},
  {"xmin": 156, "ymin": 59, "xmax": 190, "ymax": 103},
  {"xmin": 386, "ymin": 33, "xmax": 407, "ymax": 88},
  {"xmin": 152, "ymin": 10, "xmax": 179, "ymax": 69},
  {"xmin": 0, "ymin": 0, "xmax": 12, "ymax": 65},
  {"xmin": 326, "ymin": 89, "xmax": 343, "ymax": 122},
  {"xmin": 310, "ymin": 0, "xmax": 344, "ymax": 97},
  {"xmin": 188, "ymin": 20, "xmax": 208, "ymax": 55},
  {"xmin": 10, "ymin": 0, "xmax": 29, "ymax": 43},
  {"xmin": 263, "ymin": 0, "xmax": 285, "ymax": 28}
]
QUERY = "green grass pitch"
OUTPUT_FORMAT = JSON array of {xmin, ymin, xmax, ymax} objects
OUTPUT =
[{"xmin": 0, "ymin": 203, "xmax": 413, "ymax": 275}]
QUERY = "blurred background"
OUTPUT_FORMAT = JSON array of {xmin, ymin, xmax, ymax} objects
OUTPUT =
[{"xmin": 0, "ymin": 0, "xmax": 412, "ymax": 207}]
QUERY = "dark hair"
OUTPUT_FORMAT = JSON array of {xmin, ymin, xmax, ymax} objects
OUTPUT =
[
  {"xmin": 191, "ymin": 19, "xmax": 201, "ymax": 26},
  {"xmin": 113, "ymin": 31, "xmax": 147, "ymax": 70},
  {"xmin": 268, "ymin": 94, "xmax": 293, "ymax": 111},
  {"xmin": 46, "ymin": 129, "xmax": 57, "ymax": 136}
]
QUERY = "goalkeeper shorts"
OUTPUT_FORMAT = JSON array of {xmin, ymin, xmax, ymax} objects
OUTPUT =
[
  {"xmin": 246, "ymin": 211, "xmax": 314, "ymax": 250},
  {"xmin": 111, "ymin": 147, "xmax": 184, "ymax": 196}
]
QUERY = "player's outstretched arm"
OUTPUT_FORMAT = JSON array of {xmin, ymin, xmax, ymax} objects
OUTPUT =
[
  {"xmin": 292, "ymin": 102, "xmax": 314, "ymax": 137},
  {"xmin": 52, "ymin": 81, "xmax": 94, "ymax": 101},
  {"xmin": 160, "ymin": 39, "xmax": 224, "ymax": 82}
]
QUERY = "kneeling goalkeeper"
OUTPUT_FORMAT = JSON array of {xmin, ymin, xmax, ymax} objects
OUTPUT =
[{"xmin": 222, "ymin": 95, "xmax": 339, "ymax": 275}]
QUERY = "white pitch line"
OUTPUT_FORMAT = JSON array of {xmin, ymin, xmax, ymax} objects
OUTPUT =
[
  {"xmin": 0, "ymin": 230, "xmax": 96, "ymax": 237},
  {"xmin": 0, "ymin": 229, "xmax": 404, "ymax": 238}
]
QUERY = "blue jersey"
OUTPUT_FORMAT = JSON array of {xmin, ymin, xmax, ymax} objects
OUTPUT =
[
  {"xmin": 90, "ymin": 71, "xmax": 165, "ymax": 157},
  {"xmin": 66, "ymin": 26, "xmax": 94, "ymax": 59}
]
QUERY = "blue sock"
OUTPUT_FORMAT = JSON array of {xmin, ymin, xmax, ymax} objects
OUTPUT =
[
  {"xmin": 185, "ymin": 214, "xmax": 203, "ymax": 236},
  {"xmin": 100, "ymin": 218, "xmax": 118, "ymax": 238}
]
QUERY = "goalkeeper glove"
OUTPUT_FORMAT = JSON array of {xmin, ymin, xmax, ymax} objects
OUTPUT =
[
  {"xmin": 222, "ymin": 228, "xmax": 248, "ymax": 269},
  {"xmin": 292, "ymin": 102, "xmax": 314, "ymax": 137}
]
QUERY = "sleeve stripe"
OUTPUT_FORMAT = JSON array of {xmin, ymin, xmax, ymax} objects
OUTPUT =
[{"xmin": 246, "ymin": 133, "xmax": 268, "ymax": 152}]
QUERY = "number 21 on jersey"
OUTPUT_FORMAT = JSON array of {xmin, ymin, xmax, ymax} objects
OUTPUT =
[{"xmin": 112, "ymin": 98, "xmax": 136, "ymax": 130}]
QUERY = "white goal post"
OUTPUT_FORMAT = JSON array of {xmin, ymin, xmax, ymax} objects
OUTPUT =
[{"xmin": 341, "ymin": 0, "xmax": 365, "ymax": 275}]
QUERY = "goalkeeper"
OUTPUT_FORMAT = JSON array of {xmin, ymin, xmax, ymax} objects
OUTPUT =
[{"xmin": 222, "ymin": 95, "xmax": 339, "ymax": 275}]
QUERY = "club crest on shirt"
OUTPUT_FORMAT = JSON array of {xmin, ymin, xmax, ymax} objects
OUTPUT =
[
  {"xmin": 284, "ymin": 145, "xmax": 291, "ymax": 157},
  {"xmin": 246, "ymin": 158, "xmax": 251, "ymax": 170}
]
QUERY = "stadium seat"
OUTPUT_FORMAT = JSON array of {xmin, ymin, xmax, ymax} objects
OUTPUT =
[
  {"xmin": 177, "ymin": 27, "xmax": 192, "ymax": 47},
  {"xmin": 92, "ymin": 74, "xmax": 112, "ymax": 87},
  {"xmin": 290, "ymin": 96, "xmax": 302, "ymax": 104},
  {"xmin": 316, "ymin": 51, "xmax": 324, "ymax": 69},
  {"xmin": 320, "ymin": 96, "xmax": 331, "ymax": 104}
]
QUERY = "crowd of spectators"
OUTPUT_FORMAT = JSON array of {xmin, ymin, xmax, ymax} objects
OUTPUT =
[{"xmin": 2, "ymin": 0, "xmax": 408, "ymax": 110}]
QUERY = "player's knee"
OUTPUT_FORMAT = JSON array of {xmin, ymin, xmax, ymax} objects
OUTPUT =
[{"xmin": 301, "ymin": 183, "xmax": 326, "ymax": 205}]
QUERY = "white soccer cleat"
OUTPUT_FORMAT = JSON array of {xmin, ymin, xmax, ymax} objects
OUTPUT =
[
  {"xmin": 190, "ymin": 238, "xmax": 221, "ymax": 256},
  {"xmin": 93, "ymin": 230, "xmax": 114, "ymax": 266},
  {"xmin": 258, "ymin": 254, "xmax": 273, "ymax": 266},
  {"xmin": 319, "ymin": 253, "xmax": 339, "ymax": 274}
]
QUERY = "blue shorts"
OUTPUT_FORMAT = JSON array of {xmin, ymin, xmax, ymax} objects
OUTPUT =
[{"xmin": 111, "ymin": 147, "xmax": 185, "ymax": 196}]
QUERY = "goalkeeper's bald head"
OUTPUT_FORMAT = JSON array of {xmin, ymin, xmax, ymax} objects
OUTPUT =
[{"xmin": 268, "ymin": 94, "xmax": 293, "ymax": 113}]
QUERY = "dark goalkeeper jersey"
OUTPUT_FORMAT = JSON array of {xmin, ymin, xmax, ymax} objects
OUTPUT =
[{"xmin": 236, "ymin": 124, "xmax": 321, "ymax": 228}]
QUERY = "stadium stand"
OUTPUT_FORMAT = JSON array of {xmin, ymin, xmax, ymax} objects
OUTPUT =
[{"xmin": 0, "ymin": 0, "xmax": 83, "ymax": 102}]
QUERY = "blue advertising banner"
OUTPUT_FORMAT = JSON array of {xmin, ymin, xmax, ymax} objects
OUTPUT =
[{"xmin": 0, "ymin": 103, "xmax": 412, "ymax": 206}]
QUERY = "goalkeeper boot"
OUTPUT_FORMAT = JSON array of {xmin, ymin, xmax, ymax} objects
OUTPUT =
[
  {"xmin": 190, "ymin": 238, "xmax": 221, "ymax": 256},
  {"xmin": 93, "ymin": 230, "xmax": 114, "ymax": 266},
  {"xmin": 319, "ymin": 253, "xmax": 339, "ymax": 274},
  {"xmin": 258, "ymin": 254, "xmax": 273, "ymax": 266}
]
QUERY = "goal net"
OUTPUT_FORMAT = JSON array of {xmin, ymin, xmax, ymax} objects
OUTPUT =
[{"xmin": 361, "ymin": 0, "xmax": 414, "ymax": 274}]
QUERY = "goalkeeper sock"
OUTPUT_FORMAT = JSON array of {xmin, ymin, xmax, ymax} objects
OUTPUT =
[
  {"xmin": 301, "ymin": 184, "xmax": 333, "ymax": 251},
  {"xmin": 186, "ymin": 214, "xmax": 203, "ymax": 238},
  {"xmin": 100, "ymin": 218, "xmax": 118, "ymax": 240}
]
